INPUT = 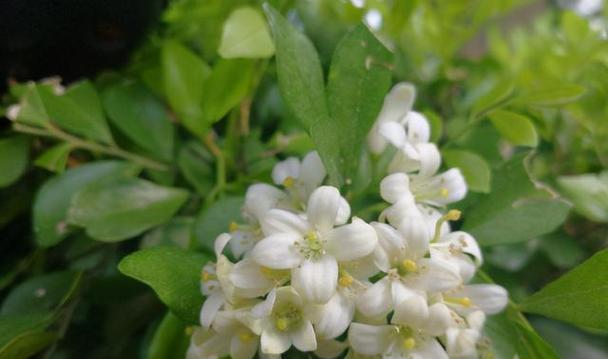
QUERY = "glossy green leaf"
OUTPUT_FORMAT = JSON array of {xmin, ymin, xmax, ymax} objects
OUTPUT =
[
  {"xmin": 68, "ymin": 177, "xmax": 189, "ymax": 242},
  {"xmin": 194, "ymin": 196, "xmax": 243, "ymax": 253},
  {"xmin": 521, "ymin": 249, "xmax": 608, "ymax": 331},
  {"xmin": 471, "ymin": 81, "xmax": 514, "ymax": 118},
  {"xmin": 557, "ymin": 172, "xmax": 608, "ymax": 222},
  {"xmin": 146, "ymin": 312, "xmax": 188, "ymax": 359},
  {"xmin": 0, "ymin": 136, "xmax": 28, "ymax": 188},
  {"xmin": 521, "ymin": 83, "xmax": 586, "ymax": 107},
  {"xmin": 141, "ymin": 217, "xmax": 193, "ymax": 249},
  {"xmin": 218, "ymin": 6, "xmax": 275, "ymax": 59},
  {"xmin": 0, "ymin": 330, "xmax": 56, "ymax": 359},
  {"xmin": 202, "ymin": 59, "xmax": 255, "ymax": 124},
  {"xmin": 118, "ymin": 246, "xmax": 211, "ymax": 323},
  {"xmin": 40, "ymin": 80, "xmax": 113, "ymax": 144},
  {"xmin": 1, "ymin": 271, "xmax": 82, "ymax": 315},
  {"xmin": 177, "ymin": 142, "xmax": 214, "ymax": 196},
  {"xmin": 102, "ymin": 81, "xmax": 175, "ymax": 161},
  {"xmin": 34, "ymin": 142, "xmax": 72, "ymax": 173},
  {"xmin": 0, "ymin": 312, "xmax": 55, "ymax": 359},
  {"xmin": 488, "ymin": 110, "xmax": 538, "ymax": 147},
  {"xmin": 442, "ymin": 149, "xmax": 491, "ymax": 193},
  {"xmin": 34, "ymin": 161, "xmax": 140, "ymax": 247},
  {"xmin": 326, "ymin": 24, "xmax": 393, "ymax": 185},
  {"xmin": 162, "ymin": 40, "xmax": 211, "ymax": 136},
  {"xmin": 463, "ymin": 153, "xmax": 571, "ymax": 246}
]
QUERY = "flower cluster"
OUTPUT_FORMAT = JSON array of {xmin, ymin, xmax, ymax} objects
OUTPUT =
[{"xmin": 187, "ymin": 83, "xmax": 508, "ymax": 359}]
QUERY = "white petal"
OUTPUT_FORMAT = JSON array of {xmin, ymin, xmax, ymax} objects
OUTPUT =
[
  {"xmin": 460, "ymin": 284, "xmax": 508, "ymax": 314},
  {"xmin": 229, "ymin": 231, "xmax": 255, "ymax": 259},
  {"xmin": 424, "ymin": 303, "xmax": 455, "ymax": 336},
  {"xmin": 251, "ymin": 233, "xmax": 302, "ymax": 269},
  {"xmin": 446, "ymin": 328, "xmax": 480, "ymax": 359},
  {"xmin": 335, "ymin": 197, "xmax": 351, "ymax": 226},
  {"xmin": 299, "ymin": 151, "xmax": 326, "ymax": 193},
  {"xmin": 326, "ymin": 218, "xmax": 377, "ymax": 261},
  {"xmin": 379, "ymin": 121, "xmax": 407, "ymax": 148},
  {"xmin": 230, "ymin": 334, "xmax": 259, "ymax": 359},
  {"xmin": 291, "ymin": 320, "xmax": 317, "ymax": 352},
  {"xmin": 467, "ymin": 310, "xmax": 486, "ymax": 332},
  {"xmin": 214, "ymin": 233, "xmax": 231, "ymax": 258},
  {"xmin": 414, "ymin": 338, "xmax": 449, "ymax": 359},
  {"xmin": 260, "ymin": 327, "xmax": 291, "ymax": 355},
  {"xmin": 443, "ymin": 231, "xmax": 483, "ymax": 266},
  {"xmin": 415, "ymin": 143, "xmax": 441, "ymax": 178},
  {"xmin": 348, "ymin": 323, "xmax": 395, "ymax": 355},
  {"xmin": 292, "ymin": 255, "xmax": 338, "ymax": 303},
  {"xmin": 200, "ymin": 292, "xmax": 225, "ymax": 328},
  {"xmin": 391, "ymin": 281, "xmax": 429, "ymax": 327},
  {"xmin": 314, "ymin": 291, "xmax": 355, "ymax": 339},
  {"xmin": 411, "ymin": 258, "xmax": 461, "ymax": 292},
  {"xmin": 275, "ymin": 286, "xmax": 304, "ymax": 307},
  {"xmin": 252, "ymin": 288, "xmax": 276, "ymax": 318},
  {"xmin": 356, "ymin": 278, "xmax": 392, "ymax": 318},
  {"xmin": 230, "ymin": 259, "xmax": 275, "ymax": 298},
  {"xmin": 315, "ymin": 339, "xmax": 348, "ymax": 359},
  {"xmin": 398, "ymin": 213, "xmax": 431, "ymax": 259},
  {"xmin": 307, "ymin": 186, "xmax": 343, "ymax": 232},
  {"xmin": 380, "ymin": 173, "xmax": 411, "ymax": 204},
  {"xmin": 272, "ymin": 157, "xmax": 301, "ymax": 185},
  {"xmin": 245, "ymin": 184, "xmax": 287, "ymax": 221},
  {"xmin": 372, "ymin": 222, "xmax": 406, "ymax": 272},
  {"xmin": 405, "ymin": 111, "xmax": 430, "ymax": 144},
  {"xmin": 261, "ymin": 209, "xmax": 310, "ymax": 236}
]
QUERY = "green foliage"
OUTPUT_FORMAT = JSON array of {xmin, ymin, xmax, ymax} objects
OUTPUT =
[
  {"xmin": 442, "ymin": 149, "xmax": 491, "ymax": 193},
  {"xmin": 33, "ymin": 142, "xmax": 71, "ymax": 173},
  {"xmin": 0, "ymin": 313, "xmax": 56, "ymax": 359},
  {"xmin": 488, "ymin": 110, "xmax": 538, "ymax": 147},
  {"xmin": 118, "ymin": 246, "xmax": 211, "ymax": 324},
  {"xmin": 0, "ymin": 136, "xmax": 29, "ymax": 188},
  {"xmin": 557, "ymin": 172, "xmax": 608, "ymax": 222},
  {"xmin": 218, "ymin": 6, "xmax": 275, "ymax": 59},
  {"xmin": 194, "ymin": 196, "xmax": 243, "ymax": 253}
]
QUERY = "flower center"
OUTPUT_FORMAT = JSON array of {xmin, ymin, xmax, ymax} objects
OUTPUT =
[
  {"xmin": 295, "ymin": 231, "xmax": 326, "ymax": 260},
  {"xmin": 397, "ymin": 326, "xmax": 417, "ymax": 350},
  {"xmin": 396, "ymin": 259, "xmax": 418, "ymax": 276},
  {"xmin": 273, "ymin": 302, "xmax": 302, "ymax": 332},
  {"xmin": 338, "ymin": 270, "xmax": 354, "ymax": 287}
]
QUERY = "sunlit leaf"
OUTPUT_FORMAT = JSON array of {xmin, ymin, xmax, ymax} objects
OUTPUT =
[
  {"xmin": 34, "ymin": 143, "xmax": 72, "ymax": 173},
  {"xmin": 488, "ymin": 110, "xmax": 538, "ymax": 147},
  {"xmin": 218, "ymin": 6, "xmax": 275, "ymax": 59}
]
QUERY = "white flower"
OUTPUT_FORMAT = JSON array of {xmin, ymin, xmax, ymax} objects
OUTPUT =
[
  {"xmin": 5, "ymin": 104, "xmax": 20, "ymax": 121},
  {"xmin": 442, "ymin": 284, "xmax": 508, "ymax": 316},
  {"xmin": 251, "ymin": 186, "xmax": 377, "ymax": 303},
  {"xmin": 186, "ymin": 326, "xmax": 230, "ymax": 359},
  {"xmin": 367, "ymin": 83, "xmax": 417, "ymax": 155},
  {"xmin": 315, "ymin": 338, "xmax": 348, "ymax": 359},
  {"xmin": 229, "ymin": 258, "xmax": 289, "ymax": 298},
  {"xmin": 271, "ymin": 151, "xmax": 326, "ymax": 204},
  {"xmin": 445, "ymin": 311, "xmax": 486, "ymax": 359},
  {"xmin": 348, "ymin": 322, "xmax": 449, "ymax": 359},
  {"xmin": 252, "ymin": 287, "xmax": 317, "ymax": 355},
  {"xmin": 430, "ymin": 231, "xmax": 483, "ymax": 282}
]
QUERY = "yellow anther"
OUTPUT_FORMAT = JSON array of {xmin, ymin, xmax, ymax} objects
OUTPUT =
[
  {"xmin": 339, "ymin": 274, "xmax": 354, "ymax": 287},
  {"xmin": 457, "ymin": 297, "xmax": 472, "ymax": 307},
  {"xmin": 283, "ymin": 176, "xmax": 295, "ymax": 188},
  {"xmin": 402, "ymin": 337, "xmax": 416, "ymax": 350},
  {"xmin": 440, "ymin": 188, "xmax": 450, "ymax": 197},
  {"xmin": 185, "ymin": 326, "xmax": 194, "ymax": 336},
  {"xmin": 201, "ymin": 271, "xmax": 210, "ymax": 282},
  {"xmin": 239, "ymin": 332, "xmax": 254, "ymax": 342},
  {"xmin": 275, "ymin": 318, "xmax": 289, "ymax": 331},
  {"xmin": 229, "ymin": 221, "xmax": 239, "ymax": 233},
  {"xmin": 446, "ymin": 209, "xmax": 461, "ymax": 221},
  {"xmin": 401, "ymin": 259, "xmax": 417, "ymax": 273}
]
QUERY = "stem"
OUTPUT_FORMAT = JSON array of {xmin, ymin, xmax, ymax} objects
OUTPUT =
[
  {"xmin": 202, "ymin": 132, "xmax": 226, "ymax": 204},
  {"xmin": 13, "ymin": 123, "xmax": 169, "ymax": 171}
]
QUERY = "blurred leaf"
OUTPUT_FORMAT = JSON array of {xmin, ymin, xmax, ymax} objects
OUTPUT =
[
  {"xmin": 463, "ymin": 153, "xmax": 571, "ymax": 246},
  {"xmin": 486, "ymin": 241, "xmax": 538, "ymax": 272},
  {"xmin": 557, "ymin": 172, "xmax": 608, "ymax": 222},
  {"xmin": 13, "ymin": 84, "xmax": 48, "ymax": 126},
  {"xmin": 118, "ymin": 246, "xmax": 211, "ymax": 324},
  {"xmin": 520, "ymin": 83, "xmax": 586, "ymax": 107},
  {"xmin": 0, "ymin": 312, "xmax": 55, "ymax": 359},
  {"xmin": 326, "ymin": 24, "xmax": 393, "ymax": 185},
  {"xmin": 103, "ymin": 81, "xmax": 175, "ymax": 161},
  {"xmin": 146, "ymin": 312, "xmax": 189, "ymax": 359},
  {"xmin": 194, "ymin": 196, "xmax": 243, "ymax": 253},
  {"xmin": 177, "ymin": 142, "xmax": 214, "ymax": 196},
  {"xmin": 471, "ymin": 81, "xmax": 514, "ymax": 118},
  {"xmin": 218, "ymin": 6, "xmax": 275, "ymax": 59},
  {"xmin": 141, "ymin": 217, "xmax": 194, "ymax": 249},
  {"xmin": 539, "ymin": 233, "xmax": 585, "ymax": 269},
  {"xmin": 34, "ymin": 161, "xmax": 140, "ymax": 247},
  {"xmin": 532, "ymin": 317, "xmax": 608, "ymax": 359},
  {"xmin": 442, "ymin": 149, "xmax": 491, "ymax": 193},
  {"xmin": 68, "ymin": 177, "xmax": 189, "ymax": 242},
  {"xmin": 0, "ymin": 136, "xmax": 28, "ymax": 188},
  {"xmin": 488, "ymin": 110, "xmax": 538, "ymax": 147},
  {"xmin": 202, "ymin": 59, "xmax": 255, "ymax": 124},
  {"xmin": 40, "ymin": 80, "xmax": 113, "ymax": 144},
  {"xmin": 34, "ymin": 143, "xmax": 72, "ymax": 173},
  {"xmin": 424, "ymin": 110, "xmax": 443, "ymax": 143},
  {"xmin": 521, "ymin": 249, "xmax": 608, "ymax": 331},
  {"xmin": 162, "ymin": 40, "xmax": 211, "ymax": 136},
  {"xmin": 1, "ymin": 271, "xmax": 82, "ymax": 315}
]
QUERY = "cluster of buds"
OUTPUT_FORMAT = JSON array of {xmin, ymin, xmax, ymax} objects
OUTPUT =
[{"xmin": 187, "ymin": 83, "xmax": 507, "ymax": 359}]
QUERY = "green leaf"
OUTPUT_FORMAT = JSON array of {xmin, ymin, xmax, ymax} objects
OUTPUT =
[
  {"xmin": 34, "ymin": 143, "xmax": 72, "ymax": 173},
  {"xmin": 488, "ymin": 110, "xmax": 538, "ymax": 147},
  {"xmin": 0, "ymin": 330, "xmax": 56, "ymax": 359},
  {"xmin": 326, "ymin": 24, "xmax": 393, "ymax": 185},
  {"xmin": 0, "ymin": 136, "xmax": 28, "ymax": 188},
  {"xmin": 102, "ymin": 81, "xmax": 175, "ymax": 161},
  {"xmin": 463, "ymin": 153, "xmax": 571, "ymax": 246},
  {"xmin": 142, "ymin": 217, "xmax": 194, "ymax": 250},
  {"xmin": 424, "ymin": 111, "xmax": 443, "ymax": 143},
  {"xmin": 1, "ymin": 271, "xmax": 82, "ymax": 315},
  {"xmin": 442, "ymin": 149, "xmax": 491, "ymax": 193},
  {"xmin": 177, "ymin": 142, "xmax": 214, "ymax": 196},
  {"xmin": 162, "ymin": 40, "xmax": 211, "ymax": 136},
  {"xmin": 68, "ymin": 177, "xmax": 189, "ymax": 242},
  {"xmin": 118, "ymin": 246, "xmax": 211, "ymax": 324},
  {"xmin": 40, "ymin": 80, "xmax": 113, "ymax": 144},
  {"xmin": 521, "ymin": 249, "xmax": 608, "ymax": 331},
  {"xmin": 34, "ymin": 161, "xmax": 140, "ymax": 247},
  {"xmin": 146, "ymin": 312, "xmax": 189, "ymax": 359},
  {"xmin": 471, "ymin": 81, "xmax": 514, "ymax": 118},
  {"xmin": 520, "ymin": 83, "xmax": 586, "ymax": 107},
  {"xmin": 218, "ymin": 6, "xmax": 275, "ymax": 59},
  {"xmin": 557, "ymin": 172, "xmax": 608, "ymax": 222},
  {"xmin": 194, "ymin": 196, "xmax": 243, "ymax": 253},
  {"xmin": 202, "ymin": 59, "xmax": 255, "ymax": 124},
  {"xmin": 13, "ymin": 84, "xmax": 48, "ymax": 126},
  {"xmin": 0, "ymin": 312, "xmax": 55, "ymax": 359},
  {"xmin": 538, "ymin": 233, "xmax": 585, "ymax": 269}
]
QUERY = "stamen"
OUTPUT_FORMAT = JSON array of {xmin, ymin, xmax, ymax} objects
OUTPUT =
[
  {"xmin": 402, "ymin": 337, "xmax": 416, "ymax": 350},
  {"xmin": 201, "ymin": 271, "xmax": 211, "ymax": 282},
  {"xmin": 401, "ymin": 259, "xmax": 418, "ymax": 273},
  {"xmin": 440, "ymin": 188, "xmax": 449, "ymax": 197},
  {"xmin": 275, "ymin": 318, "xmax": 289, "ymax": 331},
  {"xmin": 339, "ymin": 273, "xmax": 354, "ymax": 287},
  {"xmin": 445, "ymin": 296, "xmax": 472, "ymax": 307},
  {"xmin": 239, "ymin": 332, "xmax": 254, "ymax": 342},
  {"xmin": 185, "ymin": 326, "xmax": 194, "ymax": 336},
  {"xmin": 229, "ymin": 221, "xmax": 239, "ymax": 233},
  {"xmin": 432, "ymin": 209, "xmax": 462, "ymax": 242},
  {"xmin": 283, "ymin": 176, "xmax": 295, "ymax": 188}
]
